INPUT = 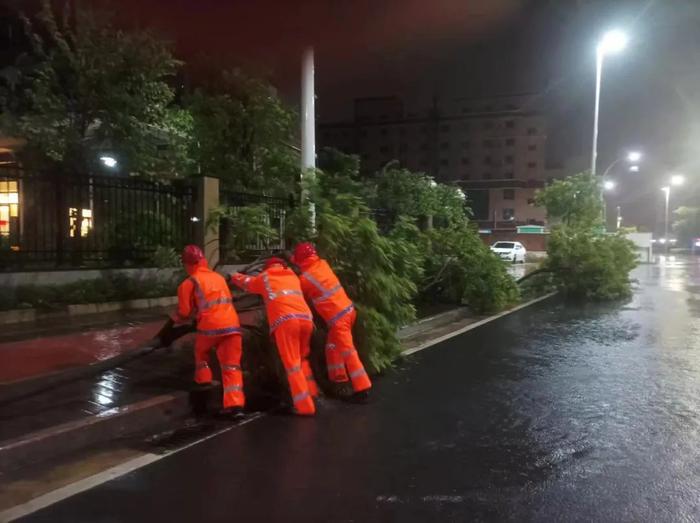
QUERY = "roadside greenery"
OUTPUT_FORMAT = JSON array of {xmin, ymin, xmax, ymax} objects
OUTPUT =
[
  {"xmin": 672, "ymin": 206, "xmax": 700, "ymax": 246},
  {"xmin": 0, "ymin": 1, "xmax": 192, "ymax": 176},
  {"xmin": 0, "ymin": 272, "xmax": 181, "ymax": 312},
  {"xmin": 535, "ymin": 172, "xmax": 637, "ymax": 300}
]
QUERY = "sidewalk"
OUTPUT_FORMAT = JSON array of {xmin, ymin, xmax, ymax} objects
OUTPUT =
[{"xmin": 0, "ymin": 311, "xmax": 169, "ymax": 384}]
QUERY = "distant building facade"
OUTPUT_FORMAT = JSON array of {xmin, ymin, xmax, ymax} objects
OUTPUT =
[{"xmin": 318, "ymin": 94, "xmax": 549, "ymax": 230}]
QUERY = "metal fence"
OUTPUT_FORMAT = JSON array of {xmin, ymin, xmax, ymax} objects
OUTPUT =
[
  {"xmin": 218, "ymin": 189, "xmax": 290, "ymax": 263},
  {"xmin": 0, "ymin": 167, "xmax": 196, "ymax": 271}
]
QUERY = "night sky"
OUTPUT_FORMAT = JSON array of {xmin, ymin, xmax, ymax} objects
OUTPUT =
[{"xmin": 85, "ymin": 0, "xmax": 700, "ymax": 230}]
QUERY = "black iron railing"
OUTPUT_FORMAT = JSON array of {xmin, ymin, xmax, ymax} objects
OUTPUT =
[
  {"xmin": 218, "ymin": 189, "xmax": 290, "ymax": 263},
  {"xmin": 0, "ymin": 167, "xmax": 196, "ymax": 271}
]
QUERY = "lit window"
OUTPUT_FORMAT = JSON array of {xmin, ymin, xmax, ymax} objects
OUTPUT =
[
  {"xmin": 69, "ymin": 208, "xmax": 93, "ymax": 238},
  {"xmin": 0, "ymin": 180, "xmax": 19, "ymax": 239}
]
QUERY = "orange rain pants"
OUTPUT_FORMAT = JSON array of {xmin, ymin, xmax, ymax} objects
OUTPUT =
[
  {"xmin": 325, "ymin": 309, "xmax": 371, "ymax": 393},
  {"xmin": 194, "ymin": 333, "xmax": 244, "ymax": 409},
  {"xmin": 273, "ymin": 319, "xmax": 316, "ymax": 415}
]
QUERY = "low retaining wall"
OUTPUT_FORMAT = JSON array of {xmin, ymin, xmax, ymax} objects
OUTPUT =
[{"xmin": 0, "ymin": 267, "xmax": 181, "ymax": 288}]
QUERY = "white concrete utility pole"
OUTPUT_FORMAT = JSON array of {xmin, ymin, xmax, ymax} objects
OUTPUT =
[{"xmin": 301, "ymin": 47, "xmax": 316, "ymax": 231}]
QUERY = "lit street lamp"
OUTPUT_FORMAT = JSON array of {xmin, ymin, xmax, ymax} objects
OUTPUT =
[
  {"xmin": 591, "ymin": 30, "xmax": 629, "ymax": 177},
  {"xmin": 603, "ymin": 180, "xmax": 616, "ymax": 191},
  {"xmin": 601, "ymin": 149, "xmax": 642, "ymax": 178},
  {"xmin": 661, "ymin": 175, "xmax": 685, "ymax": 252},
  {"xmin": 100, "ymin": 156, "xmax": 118, "ymax": 169}
]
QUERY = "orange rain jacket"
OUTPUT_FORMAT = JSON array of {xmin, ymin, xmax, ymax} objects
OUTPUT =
[
  {"xmin": 231, "ymin": 265, "xmax": 313, "ymax": 332},
  {"xmin": 297, "ymin": 255, "xmax": 354, "ymax": 327},
  {"xmin": 175, "ymin": 262, "xmax": 241, "ymax": 336}
]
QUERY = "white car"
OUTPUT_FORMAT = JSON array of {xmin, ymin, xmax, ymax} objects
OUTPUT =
[{"xmin": 491, "ymin": 241, "xmax": 527, "ymax": 263}]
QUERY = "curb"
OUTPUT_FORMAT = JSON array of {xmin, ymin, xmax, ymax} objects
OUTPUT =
[{"xmin": 401, "ymin": 292, "xmax": 557, "ymax": 356}]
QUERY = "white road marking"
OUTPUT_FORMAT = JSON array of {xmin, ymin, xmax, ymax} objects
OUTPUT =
[
  {"xmin": 0, "ymin": 413, "xmax": 265, "ymax": 523},
  {"xmin": 402, "ymin": 293, "xmax": 556, "ymax": 356},
  {"xmin": 1, "ymin": 292, "xmax": 555, "ymax": 522}
]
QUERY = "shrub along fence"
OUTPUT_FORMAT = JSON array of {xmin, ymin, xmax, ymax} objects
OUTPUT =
[{"xmin": 0, "ymin": 168, "xmax": 292, "ymax": 272}]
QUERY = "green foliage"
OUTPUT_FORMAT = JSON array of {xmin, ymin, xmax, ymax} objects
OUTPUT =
[
  {"xmin": 536, "ymin": 172, "xmax": 637, "ymax": 301},
  {"xmin": 209, "ymin": 204, "xmax": 279, "ymax": 263},
  {"xmin": 535, "ymin": 172, "xmax": 603, "ymax": 228},
  {"xmin": 0, "ymin": 1, "xmax": 192, "ymax": 176},
  {"xmin": 188, "ymin": 69, "xmax": 298, "ymax": 194},
  {"xmin": 543, "ymin": 229, "xmax": 637, "ymax": 300},
  {"xmin": 1, "ymin": 272, "xmax": 181, "ymax": 311},
  {"xmin": 108, "ymin": 210, "xmax": 180, "ymax": 264},
  {"xmin": 672, "ymin": 206, "xmax": 700, "ymax": 245},
  {"xmin": 421, "ymin": 225, "xmax": 520, "ymax": 314},
  {"xmin": 148, "ymin": 246, "xmax": 180, "ymax": 268}
]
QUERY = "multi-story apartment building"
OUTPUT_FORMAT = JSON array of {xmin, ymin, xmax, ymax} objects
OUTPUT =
[{"xmin": 319, "ymin": 94, "xmax": 548, "ymax": 230}]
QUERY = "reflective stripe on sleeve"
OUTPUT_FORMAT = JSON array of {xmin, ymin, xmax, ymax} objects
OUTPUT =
[{"xmin": 327, "ymin": 304, "xmax": 354, "ymax": 327}]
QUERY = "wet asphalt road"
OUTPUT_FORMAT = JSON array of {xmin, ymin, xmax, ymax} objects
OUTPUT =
[{"xmin": 20, "ymin": 258, "xmax": 700, "ymax": 522}]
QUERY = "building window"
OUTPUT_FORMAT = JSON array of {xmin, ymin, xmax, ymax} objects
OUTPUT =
[
  {"xmin": 440, "ymin": 142, "xmax": 449, "ymax": 150},
  {"xmin": 505, "ymin": 155, "xmax": 514, "ymax": 164},
  {"xmin": 528, "ymin": 161, "xmax": 537, "ymax": 169},
  {"xmin": 483, "ymin": 139, "xmax": 493, "ymax": 148},
  {"xmin": 380, "ymin": 128, "xmax": 388, "ymax": 136},
  {"xmin": 483, "ymin": 121, "xmax": 493, "ymax": 130},
  {"xmin": 379, "ymin": 145, "xmax": 391, "ymax": 154},
  {"xmin": 69, "ymin": 208, "xmax": 93, "ymax": 238},
  {"xmin": 359, "ymin": 130, "xmax": 368, "ymax": 138},
  {"xmin": 0, "ymin": 180, "xmax": 19, "ymax": 241},
  {"xmin": 399, "ymin": 143, "xmax": 408, "ymax": 152},
  {"xmin": 506, "ymin": 138, "xmax": 515, "ymax": 146},
  {"xmin": 462, "ymin": 140, "xmax": 470, "ymax": 149},
  {"xmin": 420, "ymin": 125, "xmax": 428, "ymax": 134},
  {"xmin": 504, "ymin": 172, "xmax": 514, "ymax": 179},
  {"xmin": 503, "ymin": 189, "xmax": 515, "ymax": 200},
  {"xmin": 440, "ymin": 159, "xmax": 449, "ymax": 167},
  {"xmin": 420, "ymin": 159, "xmax": 428, "ymax": 167},
  {"xmin": 461, "ymin": 157, "xmax": 470, "ymax": 165},
  {"xmin": 440, "ymin": 124, "xmax": 450, "ymax": 132},
  {"xmin": 420, "ymin": 143, "xmax": 429, "ymax": 151},
  {"xmin": 502, "ymin": 208, "xmax": 515, "ymax": 220},
  {"xmin": 380, "ymin": 114, "xmax": 388, "ymax": 121},
  {"xmin": 528, "ymin": 144, "xmax": 537, "ymax": 151},
  {"xmin": 506, "ymin": 103, "xmax": 517, "ymax": 110},
  {"xmin": 399, "ymin": 128, "xmax": 406, "ymax": 136},
  {"xmin": 483, "ymin": 173, "xmax": 492, "ymax": 180},
  {"xmin": 505, "ymin": 120, "xmax": 515, "ymax": 129},
  {"xmin": 484, "ymin": 156, "xmax": 492, "ymax": 165},
  {"xmin": 527, "ymin": 127, "xmax": 537, "ymax": 136}
]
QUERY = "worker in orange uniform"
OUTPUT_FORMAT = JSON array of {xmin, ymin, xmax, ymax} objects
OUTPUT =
[
  {"xmin": 173, "ymin": 245, "xmax": 245, "ymax": 419},
  {"xmin": 292, "ymin": 242, "xmax": 371, "ymax": 401},
  {"xmin": 230, "ymin": 257, "xmax": 317, "ymax": 416}
]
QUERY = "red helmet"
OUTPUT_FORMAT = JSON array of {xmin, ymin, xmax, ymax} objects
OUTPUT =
[
  {"xmin": 264, "ymin": 256, "xmax": 287, "ymax": 269},
  {"xmin": 292, "ymin": 242, "xmax": 317, "ymax": 264},
  {"xmin": 182, "ymin": 245, "xmax": 205, "ymax": 265}
]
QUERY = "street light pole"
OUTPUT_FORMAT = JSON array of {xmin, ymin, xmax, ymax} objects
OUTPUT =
[
  {"xmin": 662, "ymin": 186, "xmax": 670, "ymax": 253},
  {"xmin": 591, "ymin": 49, "xmax": 604, "ymax": 177}
]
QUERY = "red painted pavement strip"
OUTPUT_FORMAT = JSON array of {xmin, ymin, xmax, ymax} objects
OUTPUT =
[{"xmin": 0, "ymin": 321, "xmax": 164, "ymax": 383}]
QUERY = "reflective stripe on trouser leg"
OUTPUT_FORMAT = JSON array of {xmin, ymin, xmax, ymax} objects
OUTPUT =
[
  {"xmin": 325, "ymin": 342, "xmax": 349, "ymax": 382},
  {"xmin": 217, "ymin": 334, "xmax": 245, "ymax": 408},
  {"xmin": 274, "ymin": 320, "xmax": 315, "ymax": 415},
  {"xmin": 299, "ymin": 321, "xmax": 318, "ymax": 397},
  {"xmin": 344, "ymin": 348, "xmax": 372, "ymax": 392},
  {"xmin": 194, "ymin": 335, "xmax": 215, "ymax": 384},
  {"xmin": 333, "ymin": 310, "xmax": 370, "ymax": 391}
]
